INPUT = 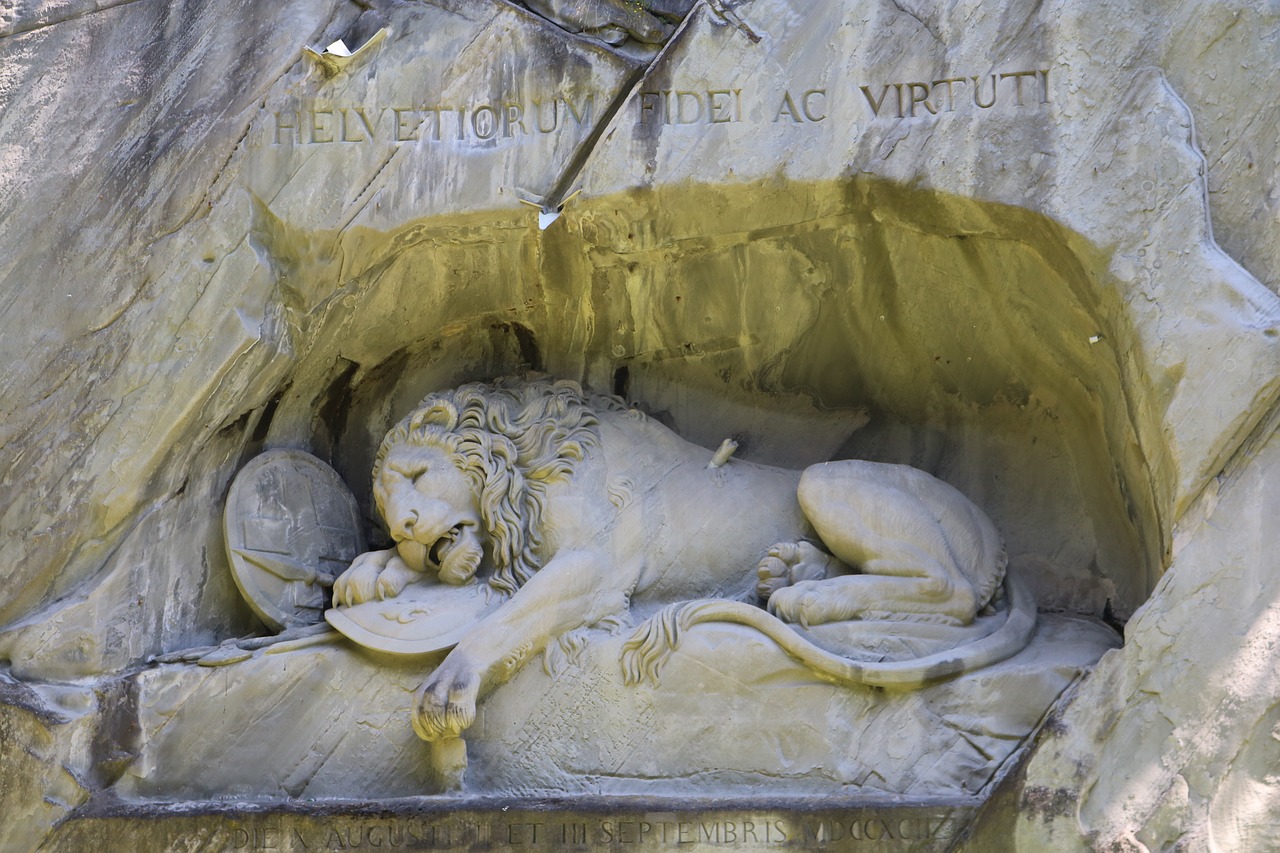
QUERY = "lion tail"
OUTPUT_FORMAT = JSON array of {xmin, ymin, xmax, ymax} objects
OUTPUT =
[{"xmin": 620, "ymin": 573, "xmax": 1037, "ymax": 690}]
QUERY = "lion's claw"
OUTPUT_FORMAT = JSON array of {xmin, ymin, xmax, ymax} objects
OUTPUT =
[
  {"xmin": 333, "ymin": 549, "xmax": 422, "ymax": 607},
  {"xmin": 766, "ymin": 581, "xmax": 825, "ymax": 629},
  {"xmin": 412, "ymin": 656, "xmax": 480, "ymax": 742},
  {"xmin": 375, "ymin": 559, "xmax": 419, "ymax": 600},
  {"xmin": 756, "ymin": 541, "xmax": 834, "ymax": 602},
  {"xmin": 333, "ymin": 560, "xmax": 381, "ymax": 607}
]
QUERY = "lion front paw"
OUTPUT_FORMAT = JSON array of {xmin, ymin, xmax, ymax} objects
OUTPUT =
[
  {"xmin": 333, "ymin": 550, "xmax": 422, "ymax": 607},
  {"xmin": 756, "ymin": 541, "xmax": 835, "ymax": 602},
  {"xmin": 333, "ymin": 556, "xmax": 382, "ymax": 607},
  {"xmin": 412, "ymin": 654, "xmax": 480, "ymax": 743},
  {"xmin": 766, "ymin": 580, "xmax": 827, "ymax": 629},
  {"xmin": 374, "ymin": 557, "xmax": 420, "ymax": 600}
]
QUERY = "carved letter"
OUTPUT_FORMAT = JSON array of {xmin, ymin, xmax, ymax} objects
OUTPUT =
[
  {"xmin": 394, "ymin": 108, "xmax": 421, "ymax": 142},
  {"xmin": 774, "ymin": 91, "xmax": 802, "ymax": 123},
  {"xmin": 503, "ymin": 103, "xmax": 526, "ymax": 137},
  {"xmin": 273, "ymin": 111, "xmax": 298, "ymax": 145},
  {"xmin": 533, "ymin": 99, "xmax": 558, "ymax": 133},
  {"xmin": 676, "ymin": 91, "xmax": 702, "ymax": 124},
  {"xmin": 860, "ymin": 84, "xmax": 892, "ymax": 116},
  {"xmin": 907, "ymin": 82, "xmax": 937, "ymax": 116},
  {"xmin": 472, "ymin": 105, "xmax": 497, "ymax": 140},
  {"xmin": 564, "ymin": 95, "xmax": 594, "ymax": 125},
  {"xmin": 708, "ymin": 89, "xmax": 734, "ymax": 123},
  {"xmin": 639, "ymin": 91, "xmax": 663, "ymax": 124},
  {"xmin": 1039, "ymin": 68, "xmax": 1051, "ymax": 103},
  {"xmin": 999, "ymin": 70, "xmax": 1038, "ymax": 105},
  {"xmin": 339, "ymin": 109, "xmax": 364, "ymax": 143},
  {"xmin": 355, "ymin": 107, "xmax": 384, "ymax": 141},
  {"xmin": 802, "ymin": 89, "xmax": 827, "ymax": 121},
  {"xmin": 310, "ymin": 108, "xmax": 334, "ymax": 143},
  {"xmin": 932, "ymin": 77, "xmax": 965, "ymax": 112},
  {"xmin": 972, "ymin": 74, "xmax": 997, "ymax": 108},
  {"xmin": 422, "ymin": 106, "xmax": 444, "ymax": 141}
]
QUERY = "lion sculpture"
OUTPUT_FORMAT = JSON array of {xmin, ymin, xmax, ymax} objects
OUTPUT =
[{"xmin": 331, "ymin": 377, "xmax": 1036, "ymax": 756}]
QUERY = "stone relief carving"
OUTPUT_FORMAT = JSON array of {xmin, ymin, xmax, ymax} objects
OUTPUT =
[
  {"xmin": 521, "ymin": 0, "xmax": 695, "ymax": 46},
  {"xmin": 317, "ymin": 376, "xmax": 1035, "ymax": 783},
  {"xmin": 223, "ymin": 449, "xmax": 365, "ymax": 631}
]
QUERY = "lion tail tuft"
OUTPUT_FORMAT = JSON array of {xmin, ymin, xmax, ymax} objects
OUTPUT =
[{"xmin": 621, "ymin": 602, "xmax": 699, "ymax": 685}]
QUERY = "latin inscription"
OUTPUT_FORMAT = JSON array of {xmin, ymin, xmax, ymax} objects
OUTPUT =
[
  {"xmin": 223, "ymin": 813, "xmax": 954, "ymax": 849},
  {"xmin": 858, "ymin": 68, "xmax": 1050, "ymax": 118},
  {"xmin": 271, "ymin": 95, "xmax": 595, "ymax": 146},
  {"xmin": 636, "ymin": 66, "xmax": 1052, "ymax": 129},
  {"xmin": 265, "ymin": 65, "xmax": 1054, "ymax": 145},
  {"xmin": 639, "ymin": 89, "xmax": 745, "ymax": 125}
]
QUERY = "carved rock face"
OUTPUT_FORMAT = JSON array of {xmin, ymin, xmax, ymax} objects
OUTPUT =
[
  {"xmin": 223, "ymin": 450, "xmax": 366, "ymax": 630},
  {"xmin": 1, "ymin": 0, "xmax": 1279, "ymax": 848}
]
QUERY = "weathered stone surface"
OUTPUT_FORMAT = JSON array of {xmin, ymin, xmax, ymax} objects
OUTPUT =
[
  {"xmin": 0, "ymin": 0, "xmax": 1277, "ymax": 848},
  {"xmin": 1155, "ymin": 5, "xmax": 1280, "ymax": 296},
  {"xmin": 0, "ymin": 0, "xmax": 349, "ymax": 674},
  {"xmin": 0, "ymin": 676, "xmax": 96, "ymax": 853},
  {"xmin": 0, "ymin": 0, "xmax": 639, "ymax": 680},
  {"xmin": 579, "ymin": 0, "xmax": 1280, "ymax": 558},
  {"xmin": 45, "ymin": 799, "xmax": 975, "ymax": 853},
  {"xmin": 2, "ymin": 0, "xmax": 1274, "ymax": 668},
  {"xmin": 961, "ymin": 420, "xmax": 1280, "ymax": 851},
  {"xmin": 111, "ymin": 614, "xmax": 1114, "ymax": 801}
]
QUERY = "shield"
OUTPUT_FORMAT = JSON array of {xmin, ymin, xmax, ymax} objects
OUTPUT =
[
  {"xmin": 223, "ymin": 449, "xmax": 366, "ymax": 631},
  {"xmin": 325, "ymin": 580, "xmax": 498, "ymax": 655}
]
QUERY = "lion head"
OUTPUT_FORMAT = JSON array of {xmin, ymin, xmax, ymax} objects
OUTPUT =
[{"xmin": 373, "ymin": 377, "xmax": 618, "ymax": 595}]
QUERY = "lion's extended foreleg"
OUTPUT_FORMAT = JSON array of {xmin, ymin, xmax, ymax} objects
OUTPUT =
[{"xmin": 412, "ymin": 549, "xmax": 640, "ymax": 745}]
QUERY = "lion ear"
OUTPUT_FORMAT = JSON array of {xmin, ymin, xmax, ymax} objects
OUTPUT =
[{"xmin": 412, "ymin": 401, "xmax": 458, "ymax": 432}]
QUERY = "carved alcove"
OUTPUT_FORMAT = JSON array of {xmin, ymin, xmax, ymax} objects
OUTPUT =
[
  {"xmin": 8, "ymin": 1, "xmax": 1279, "ymax": 850},
  {"xmin": 117, "ymin": 175, "xmax": 1148, "ymax": 803},
  {"xmin": 310, "ymin": 178, "xmax": 1160, "ymax": 621}
]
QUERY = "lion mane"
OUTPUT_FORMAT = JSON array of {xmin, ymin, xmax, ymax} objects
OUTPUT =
[{"xmin": 373, "ymin": 377, "xmax": 623, "ymax": 595}]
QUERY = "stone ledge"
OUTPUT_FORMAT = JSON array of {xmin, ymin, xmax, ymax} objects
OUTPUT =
[{"xmin": 47, "ymin": 795, "xmax": 979, "ymax": 852}]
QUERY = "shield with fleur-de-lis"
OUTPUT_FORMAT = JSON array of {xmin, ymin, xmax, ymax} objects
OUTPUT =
[{"xmin": 223, "ymin": 450, "xmax": 366, "ymax": 631}]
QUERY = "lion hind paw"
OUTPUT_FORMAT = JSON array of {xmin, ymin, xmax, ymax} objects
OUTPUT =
[{"xmin": 756, "ymin": 541, "xmax": 834, "ymax": 602}]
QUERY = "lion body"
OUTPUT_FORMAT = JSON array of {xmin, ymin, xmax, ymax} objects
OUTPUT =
[{"xmin": 332, "ymin": 378, "xmax": 1032, "ymax": 753}]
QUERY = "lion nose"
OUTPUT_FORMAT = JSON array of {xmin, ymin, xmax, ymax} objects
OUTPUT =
[{"xmin": 399, "ymin": 509, "xmax": 419, "ymax": 538}]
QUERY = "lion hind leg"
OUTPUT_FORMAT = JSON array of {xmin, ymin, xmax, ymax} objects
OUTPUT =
[{"xmin": 768, "ymin": 554, "xmax": 978, "ymax": 628}]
